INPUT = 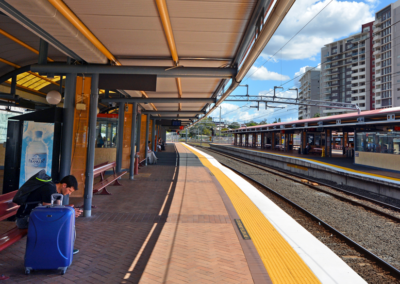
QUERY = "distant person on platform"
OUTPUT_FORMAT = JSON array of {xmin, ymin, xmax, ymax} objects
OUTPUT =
[
  {"xmin": 147, "ymin": 141, "xmax": 158, "ymax": 164},
  {"xmin": 305, "ymin": 143, "xmax": 311, "ymax": 154},
  {"xmin": 157, "ymin": 138, "xmax": 162, "ymax": 151},
  {"xmin": 97, "ymin": 134, "xmax": 104, "ymax": 148}
]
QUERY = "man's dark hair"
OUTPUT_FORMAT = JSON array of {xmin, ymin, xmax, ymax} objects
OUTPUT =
[{"xmin": 60, "ymin": 175, "xmax": 78, "ymax": 191}]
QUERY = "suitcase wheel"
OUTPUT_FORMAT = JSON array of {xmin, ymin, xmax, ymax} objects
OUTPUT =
[
  {"xmin": 25, "ymin": 268, "xmax": 31, "ymax": 275},
  {"xmin": 61, "ymin": 268, "xmax": 67, "ymax": 275}
]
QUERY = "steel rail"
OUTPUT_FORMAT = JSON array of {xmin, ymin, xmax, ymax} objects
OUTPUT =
[
  {"xmin": 217, "ymin": 159, "xmax": 400, "ymax": 279},
  {"xmin": 197, "ymin": 146, "xmax": 400, "ymax": 222}
]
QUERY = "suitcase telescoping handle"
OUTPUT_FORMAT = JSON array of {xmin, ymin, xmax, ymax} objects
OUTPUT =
[{"xmin": 51, "ymin": 193, "xmax": 63, "ymax": 205}]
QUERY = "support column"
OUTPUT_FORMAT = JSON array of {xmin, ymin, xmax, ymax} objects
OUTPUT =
[
  {"xmin": 129, "ymin": 102, "xmax": 137, "ymax": 180},
  {"xmin": 325, "ymin": 129, "xmax": 332, "ymax": 157},
  {"xmin": 271, "ymin": 132, "xmax": 275, "ymax": 150},
  {"xmin": 83, "ymin": 73, "xmax": 99, "ymax": 217},
  {"xmin": 301, "ymin": 131, "xmax": 307, "ymax": 154},
  {"xmin": 261, "ymin": 133, "xmax": 264, "ymax": 149},
  {"xmin": 38, "ymin": 39, "xmax": 48, "ymax": 65},
  {"xmin": 284, "ymin": 133, "xmax": 288, "ymax": 152},
  {"xmin": 145, "ymin": 114, "xmax": 150, "ymax": 166},
  {"xmin": 136, "ymin": 113, "xmax": 142, "ymax": 153},
  {"xmin": 343, "ymin": 131, "xmax": 348, "ymax": 155},
  {"xmin": 60, "ymin": 73, "xmax": 77, "ymax": 205},
  {"xmin": 151, "ymin": 119, "xmax": 156, "ymax": 152},
  {"xmin": 116, "ymin": 103, "xmax": 125, "ymax": 173},
  {"xmin": 186, "ymin": 128, "xmax": 188, "ymax": 143}
]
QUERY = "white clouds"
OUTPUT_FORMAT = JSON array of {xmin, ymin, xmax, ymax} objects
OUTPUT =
[
  {"xmin": 246, "ymin": 66, "xmax": 290, "ymax": 81},
  {"xmin": 261, "ymin": 0, "xmax": 375, "ymax": 61}
]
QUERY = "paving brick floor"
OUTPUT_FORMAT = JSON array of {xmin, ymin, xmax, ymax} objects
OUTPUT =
[
  {"xmin": 0, "ymin": 144, "xmax": 260, "ymax": 283},
  {"xmin": 139, "ymin": 144, "xmax": 254, "ymax": 284},
  {"xmin": 0, "ymin": 145, "xmax": 177, "ymax": 283}
]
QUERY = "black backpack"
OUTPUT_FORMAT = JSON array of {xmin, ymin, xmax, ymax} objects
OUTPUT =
[{"xmin": 13, "ymin": 170, "xmax": 54, "ymax": 205}]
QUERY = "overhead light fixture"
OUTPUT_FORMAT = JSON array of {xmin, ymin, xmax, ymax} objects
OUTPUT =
[{"xmin": 46, "ymin": 90, "xmax": 62, "ymax": 105}]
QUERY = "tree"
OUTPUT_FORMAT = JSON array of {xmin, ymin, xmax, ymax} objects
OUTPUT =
[
  {"xmin": 259, "ymin": 120, "xmax": 267, "ymax": 125},
  {"xmin": 278, "ymin": 118, "xmax": 281, "ymax": 122},
  {"xmin": 228, "ymin": 122, "xmax": 240, "ymax": 129},
  {"xmin": 221, "ymin": 127, "xmax": 229, "ymax": 132},
  {"xmin": 313, "ymin": 113, "xmax": 321, "ymax": 118},
  {"xmin": 273, "ymin": 118, "xmax": 277, "ymax": 123},
  {"xmin": 202, "ymin": 128, "xmax": 211, "ymax": 136},
  {"xmin": 245, "ymin": 120, "xmax": 258, "ymax": 126}
]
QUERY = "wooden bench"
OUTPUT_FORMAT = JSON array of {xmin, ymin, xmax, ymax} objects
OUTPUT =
[
  {"xmin": 92, "ymin": 162, "xmax": 127, "ymax": 195},
  {"xmin": 309, "ymin": 147, "xmax": 323, "ymax": 155},
  {"xmin": 0, "ymin": 190, "xmax": 28, "ymax": 252}
]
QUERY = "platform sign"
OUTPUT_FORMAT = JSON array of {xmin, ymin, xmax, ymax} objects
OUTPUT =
[{"xmin": 19, "ymin": 121, "xmax": 54, "ymax": 187}]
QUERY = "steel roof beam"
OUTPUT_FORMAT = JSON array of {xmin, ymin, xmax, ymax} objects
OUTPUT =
[
  {"xmin": 233, "ymin": 0, "xmax": 272, "ymax": 67},
  {"xmin": 31, "ymin": 64, "xmax": 236, "ymax": 78},
  {"xmin": 0, "ymin": 1, "xmax": 83, "ymax": 61},
  {"xmin": 115, "ymin": 55, "xmax": 232, "ymax": 61},
  {"xmin": 143, "ymin": 111, "xmax": 205, "ymax": 114},
  {"xmin": 150, "ymin": 116, "xmax": 197, "ymax": 119},
  {"xmin": 101, "ymin": 98, "xmax": 216, "ymax": 103}
]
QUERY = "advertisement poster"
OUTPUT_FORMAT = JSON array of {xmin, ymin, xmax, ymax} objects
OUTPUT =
[{"xmin": 19, "ymin": 121, "xmax": 54, "ymax": 187}]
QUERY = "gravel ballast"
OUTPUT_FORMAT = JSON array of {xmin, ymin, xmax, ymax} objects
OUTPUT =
[{"xmin": 197, "ymin": 146, "xmax": 400, "ymax": 284}]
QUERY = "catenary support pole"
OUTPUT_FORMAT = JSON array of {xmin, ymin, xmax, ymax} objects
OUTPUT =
[
  {"xmin": 145, "ymin": 114, "xmax": 150, "ymax": 165},
  {"xmin": 83, "ymin": 73, "xmax": 99, "ymax": 217},
  {"xmin": 129, "ymin": 102, "xmax": 137, "ymax": 180},
  {"xmin": 116, "ymin": 102, "xmax": 125, "ymax": 173},
  {"xmin": 60, "ymin": 73, "xmax": 76, "ymax": 205}
]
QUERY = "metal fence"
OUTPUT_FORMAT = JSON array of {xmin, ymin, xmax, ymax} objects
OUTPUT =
[{"xmin": 166, "ymin": 132, "xmax": 181, "ymax": 142}]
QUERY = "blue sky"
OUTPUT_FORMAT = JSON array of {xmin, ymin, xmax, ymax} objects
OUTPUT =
[{"xmin": 211, "ymin": 0, "xmax": 390, "ymax": 125}]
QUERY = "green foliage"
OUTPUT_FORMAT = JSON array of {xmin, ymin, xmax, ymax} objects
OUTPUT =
[
  {"xmin": 313, "ymin": 113, "xmax": 321, "ymax": 118},
  {"xmin": 228, "ymin": 122, "xmax": 240, "ymax": 129},
  {"xmin": 221, "ymin": 127, "xmax": 229, "ymax": 132},
  {"xmin": 278, "ymin": 118, "xmax": 281, "ymax": 122},
  {"xmin": 245, "ymin": 120, "xmax": 258, "ymax": 126},
  {"xmin": 202, "ymin": 128, "xmax": 211, "ymax": 136},
  {"xmin": 259, "ymin": 120, "xmax": 267, "ymax": 125}
]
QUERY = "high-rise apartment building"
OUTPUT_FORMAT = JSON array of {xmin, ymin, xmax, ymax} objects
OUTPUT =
[
  {"xmin": 373, "ymin": 2, "xmax": 399, "ymax": 109},
  {"xmin": 320, "ymin": 23, "xmax": 373, "ymax": 115},
  {"xmin": 298, "ymin": 67, "xmax": 320, "ymax": 119}
]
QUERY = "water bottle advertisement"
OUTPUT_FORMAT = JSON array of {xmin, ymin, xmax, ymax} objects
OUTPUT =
[{"xmin": 19, "ymin": 121, "xmax": 55, "ymax": 187}]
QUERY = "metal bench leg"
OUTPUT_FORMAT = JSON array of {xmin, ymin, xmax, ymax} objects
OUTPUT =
[
  {"xmin": 99, "ymin": 187, "xmax": 113, "ymax": 195},
  {"xmin": 112, "ymin": 180, "xmax": 123, "ymax": 186}
]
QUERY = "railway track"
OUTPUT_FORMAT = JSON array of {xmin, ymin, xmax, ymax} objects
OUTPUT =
[
  {"xmin": 195, "ymin": 145, "xmax": 400, "ymax": 222},
  {"xmin": 191, "ymin": 145, "xmax": 400, "ymax": 281}
]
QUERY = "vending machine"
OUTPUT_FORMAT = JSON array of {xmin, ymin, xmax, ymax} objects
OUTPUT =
[{"xmin": 2, "ymin": 107, "xmax": 62, "ymax": 194}]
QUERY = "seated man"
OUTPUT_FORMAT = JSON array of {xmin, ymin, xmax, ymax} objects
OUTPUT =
[
  {"xmin": 147, "ymin": 141, "xmax": 158, "ymax": 164},
  {"xmin": 15, "ymin": 173, "xmax": 82, "ymax": 253}
]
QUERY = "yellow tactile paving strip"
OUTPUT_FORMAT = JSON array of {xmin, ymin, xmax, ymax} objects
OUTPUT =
[
  {"xmin": 183, "ymin": 143, "xmax": 321, "ymax": 284},
  {"xmin": 227, "ymin": 146, "xmax": 400, "ymax": 182}
]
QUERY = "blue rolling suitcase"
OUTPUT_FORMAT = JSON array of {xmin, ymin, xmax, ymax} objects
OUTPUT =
[{"xmin": 24, "ymin": 194, "xmax": 75, "ymax": 275}]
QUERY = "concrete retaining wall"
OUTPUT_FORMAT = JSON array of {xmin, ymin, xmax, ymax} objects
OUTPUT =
[{"xmin": 210, "ymin": 144, "xmax": 400, "ymax": 200}]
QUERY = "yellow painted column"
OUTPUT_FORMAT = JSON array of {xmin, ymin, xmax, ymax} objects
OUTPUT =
[{"xmin": 70, "ymin": 76, "xmax": 91, "ymax": 197}]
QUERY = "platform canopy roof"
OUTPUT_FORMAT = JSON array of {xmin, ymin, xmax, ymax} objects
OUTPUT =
[{"xmin": 0, "ymin": 0, "xmax": 295, "ymax": 124}]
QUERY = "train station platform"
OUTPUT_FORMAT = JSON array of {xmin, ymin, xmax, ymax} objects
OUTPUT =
[
  {"xmin": 0, "ymin": 143, "xmax": 366, "ymax": 283},
  {"xmin": 210, "ymin": 144, "xmax": 400, "ymax": 201}
]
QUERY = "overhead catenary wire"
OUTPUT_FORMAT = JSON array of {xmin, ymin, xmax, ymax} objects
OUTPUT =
[{"xmin": 243, "ymin": 0, "xmax": 334, "ymax": 82}]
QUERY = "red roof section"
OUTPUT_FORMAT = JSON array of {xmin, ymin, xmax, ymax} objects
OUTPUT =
[{"xmin": 237, "ymin": 107, "xmax": 400, "ymax": 130}]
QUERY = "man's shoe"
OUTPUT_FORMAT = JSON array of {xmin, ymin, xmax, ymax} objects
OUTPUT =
[{"xmin": 73, "ymin": 249, "xmax": 79, "ymax": 255}]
